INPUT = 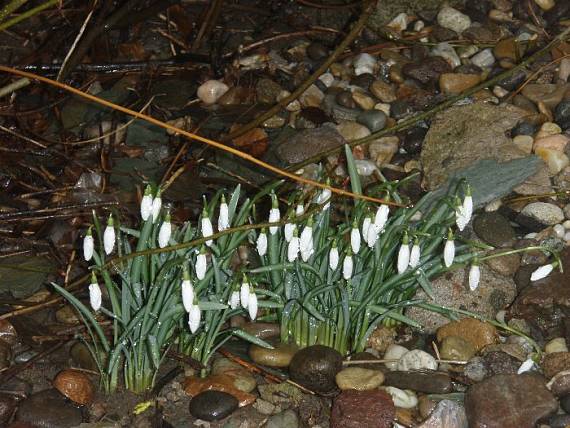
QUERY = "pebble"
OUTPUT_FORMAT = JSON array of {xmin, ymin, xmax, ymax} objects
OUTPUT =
[
  {"xmin": 189, "ymin": 390, "xmax": 238, "ymax": 421},
  {"xmin": 437, "ymin": 318, "xmax": 498, "ymax": 351},
  {"xmin": 384, "ymin": 344, "xmax": 409, "ymax": 370},
  {"xmin": 417, "ymin": 399, "xmax": 468, "ymax": 428},
  {"xmin": 437, "ymin": 6, "xmax": 472, "ymax": 33},
  {"xmin": 555, "ymin": 100, "xmax": 570, "ymax": 131},
  {"xmin": 369, "ymin": 137, "xmax": 399, "ymax": 166},
  {"xmin": 470, "ymin": 49, "xmax": 496, "ymax": 68},
  {"xmin": 535, "ymin": 148, "xmax": 570, "ymax": 174},
  {"xmin": 353, "ymin": 53, "xmax": 376, "ymax": 76},
  {"xmin": 307, "ymin": 42, "xmax": 328, "ymax": 61},
  {"xmin": 432, "ymin": 42, "xmax": 461, "ymax": 68},
  {"xmin": 521, "ymin": 202, "xmax": 565, "ymax": 226},
  {"xmin": 266, "ymin": 409, "xmax": 299, "ymax": 428},
  {"xmin": 473, "ymin": 212, "xmax": 516, "ymax": 247},
  {"xmin": 534, "ymin": 0, "xmax": 556, "ymax": 11},
  {"xmin": 336, "ymin": 90, "xmax": 357, "ymax": 109},
  {"xmin": 197, "ymin": 80, "xmax": 229, "ymax": 104},
  {"xmin": 336, "ymin": 121, "xmax": 370, "ymax": 142},
  {"xmin": 559, "ymin": 58, "xmax": 570, "ymax": 82},
  {"xmin": 356, "ymin": 109, "xmax": 387, "ymax": 133},
  {"xmin": 0, "ymin": 393, "xmax": 16, "ymax": 426},
  {"xmin": 482, "ymin": 351, "xmax": 520, "ymax": 376},
  {"xmin": 464, "ymin": 357, "xmax": 488, "ymax": 382},
  {"xmin": 465, "ymin": 374, "xmax": 557, "ymax": 427},
  {"xmin": 554, "ymin": 224, "xmax": 566, "ymax": 238},
  {"xmin": 335, "ymin": 367, "xmax": 385, "ymax": 391},
  {"xmin": 370, "ymin": 80, "xmax": 397, "ymax": 103},
  {"xmin": 211, "ymin": 358, "xmax": 256, "ymax": 393},
  {"xmin": 183, "ymin": 375, "xmax": 255, "ymax": 407},
  {"xmin": 440, "ymin": 335, "xmax": 476, "ymax": 361},
  {"xmin": 536, "ymin": 122, "xmax": 562, "ymax": 139},
  {"xmin": 485, "ymin": 251, "xmax": 521, "ymax": 277},
  {"xmin": 561, "ymin": 395, "xmax": 570, "ymax": 412},
  {"xmin": 16, "ymin": 389, "xmax": 83, "ymax": 427},
  {"xmin": 546, "ymin": 338, "xmax": 568, "ymax": 354},
  {"xmin": 547, "ymin": 370, "xmax": 570, "ymax": 396},
  {"xmin": 387, "ymin": 12, "xmax": 411, "ymax": 33},
  {"xmin": 289, "ymin": 345, "xmax": 343, "ymax": 394},
  {"xmin": 299, "ymin": 84, "xmax": 324, "ymax": 108},
  {"xmin": 397, "ymin": 349, "xmax": 438, "ymax": 371},
  {"xmin": 522, "ymin": 83, "xmax": 568, "ymax": 110},
  {"xmin": 331, "ymin": 389, "xmax": 394, "ymax": 428},
  {"xmin": 542, "ymin": 352, "xmax": 570, "ymax": 378},
  {"xmin": 383, "ymin": 371, "xmax": 452, "ymax": 394},
  {"xmin": 248, "ymin": 341, "xmax": 298, "ymax": 368},
  {"xmin": 439, "ymin": 73, "xmax": 481, "ymax": 95},
  {"xmin": 355, "ymin": 159, "xmax": 377, "ymax": 176},
  {"xmin": 513, "ymin": 135, "xmax": 534, "ymax": 153},
  {"xmin": 351, "ymin": 90, "xmax": 376, "ymax": 110},
  {"xmin": 383, "ymin": 386, "xmax": 418, "ymax": 409}
]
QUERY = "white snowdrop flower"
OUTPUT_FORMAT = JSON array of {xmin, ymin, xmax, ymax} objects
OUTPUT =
[
  {"xmin": 409, "ymin": 241, "xmax": 421, "ymax": 268},
  {"xmin": 443, "ymin": 232, "xmax": 455, "ymax": 268},
  {"xmin": 140, "ymin": 185, "xmax": 153, "ymax": 221},
  {"xmin": 366, "ymin": 223, "xmax": 379, "ymax": 248},
  {"xmin": 103, "ymin": 215, "xmax": 115, "ymax": 255},
  {"xmin": 397, "ymin": 234, "xmax": 410, "ymax": 274},
  {"xmin": 469, "ymin": 262, "xmax": 481, "ymax": 291},
  {"xmin": 240, "ymin": 280, "xmax": 250, "ymax": 309},
  {"xmin": 158, "ymin": 214, "xmax": 172, "ymax": 248},
  {"xmin": 201, "ymin": 207, "xmax": 214, "ymax": 247},
  {"xmin": 317, "ymin": 187, "xmax": 332, "ymax": 210},
  {"xmin": 229, "ymin": 290, "xmax": 240, "ymax": 310},
  {"xmin": 248, "ymin": 292, "xmax": 258, "ymax": 321},
  {"xmin": 343, "ymin": 252, "xmax": 353, "ymax": 280},
  {"xmin": 531, "ymin": 263, "xmax": 554, "ymax": 281},
  {"xmin": 462, "ymin": 185, "xmax": 473, "ymax": 223},
  {"xmin": 218, "ymin": 196, "xmax": 229, "ymax": 231},
  {"xmin": 188, "ymin": 304, "xmax": 201, "ymax": 333},
  {"xmin": 295, "ymin": 204, "xmax": 304, "ymax": 215},
  {"xmin": 456, "ymin": 206, "xmax": 469, "ymax": 231},
  {"xmin": 268, "ymin": 207, "xmax": 280, "ymax": 235},
  {"xmin": 517, "ymin": 358, "xmax": 535, "ymax": 374},
  {"xmin": 284, "ymin": 222, "xmax": 295, "ymax": 243},
  {"xmin": 288, "ymin": 228, "xmax": 300, "ymax": 262},
  {"xmin": 181, "ymin": 273, "xmax": 194, "ymax": 313},
  {"xmin": 83, "ymin": 228, "xmax": 94, "ymax": 262},
  {"xmin": 374, "ymin": 204, "xmax": 390, "ymax": 231},
  {"xmin": 300, "ymin": 220, "xmax": 314, "ymax": 262},
  {"xmin": 151, "ymin": 189, "xmax": 162, "ymax": 223},
  {"xmin": 350, "ymin": 222, "xmax": 361, "ymax": 254},
  {"xmin": 362, "ymin": 216, "xmax": 372, "ymax": 241},
  {"xmin": 88, "ymin": 273, "xmax": 102, "ymax": 311},
  {"xmin": 196, "ymin": 249, "xmax": 207, "ymax": 280},
  {"xmin": 329, "ymin": 243, "xmax": 339, "ymax": 270},
  {"xmin": 257, "ymin": 230, "xmax": 268, "ymax": 256}
]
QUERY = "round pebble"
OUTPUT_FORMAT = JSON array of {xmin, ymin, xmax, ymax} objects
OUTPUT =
[
  {"xmin": 383, "ymin": 386, "xmax": 418, "ymax": 409},
  {"xmin": 397, "ymin": 349, "xmax": 438, "ymax": 371},
  {"xmin": 335, "ymin": 367, "xmax": 385, "ymax": 391},
  {"xmin": 545, "ymin": 338, "xmax": 569, "ymax": 354},
  {"xmin": 189, "ymin": 390, "xmax": 239, "ymax": 421},
  {"xmin": 521, "ymin": 202, "xmax": 565, "ymax": 226},
  {"xmin": 437, "ymin": 6, "xmax": 472, "ymax": 33},
  {"xmin": 356, "ymin": 110, "xmax": 387, "ymax": 133},
  {"xmin": 384, "ymin": 344, "xmax": 409, "ymax": 371},
  {"xmin": 336, "ymin": 91, "xmax": 357, "ymax": 109}
]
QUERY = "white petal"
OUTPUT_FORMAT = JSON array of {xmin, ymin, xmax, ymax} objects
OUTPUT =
[
  {"xmin": 229, "ymin": 291, "xmax": 240, "ymax": 310},
  {"xmin": 284, "ymin": 223, "xmax": 295, "ymax": 242},
  {"xmin": 469, "ymin": 264, "xmax": 480, "ymax": 291},
  {"xmin": 409, "ymin": 244, "xmax": 420, "ymax": 268},
  {"xmin": 103, "ymin": 225, "xmax": 115, "ymax": 255},
  {"xmin": 248, "ymin": 293, "xmax": 258, "ymax": 320},
  {"xmin": 287, "ymin": 236, "xmax": 300, "ymax": 262},
  {"xmin": 362, "ymin": 217, "xmax": 371, "ymax": 239},
  {"xmin": 351, "ymin": 227, "xmax": 361, "ymax": 254},
  {"xmin": 517, "ymin": 358, "xmax": 535, "ymax": 374},
  {"xmin": 218, "ymin": 202, "xmax": 229, "ymax": 231},
  {"xmin": 151, "ymin": 196, "xmax": 162, "ymax": 223},
  {"xmin": 83, "ymin": 234, "xmax": 94, "ymax": 262},
  {"xmin": 397, "ymin": 244, "xmax": 410, "ymax": 274},
  {"xmin": 374, "ymin": 205, "xmax": 390, "ymax": 231},
  {"xmin": 89, "ymin": 282, "xmax": 102, "ymax": 311},
  {"xmin": 202, "ymin": 217, "xmax": 214, "ymax": 247},
  {"xmin": 318, "ymin": 189, "xmax": 331, "ymax": 209},
  {"xmin": 188, "ymin": 305, "xmax": 201, "ymax": 333},
  {"xmin": 343, "ymin": 255, "xmax": 353, "ymax": 280},
  {"xmin": 181, "ymin": 280, "xmax": 194, "ymax": 313},
  {"xmin": 530, "ymin": 264, "xmax": 554, "ymax": 281},
  {"xmin": 269, "ymin": 208, "xmax": 280, "ymax": 235},
  {"xmin": 295, "ymin": 204, "xmax": 304, "ymax": 215},
  {"xmin": 366, "ymin": 224, "xmax": 379, "ymax": 248},
  {"xmin": 196, "ymin": 253, "xmax": 207, "ymax": 280},
  {"xmin": 300, "ymin": 226, "xmax": 313, "ymax": 261},
  {"xmin": 256, "ymin": 232, "xmax": 268, "ymax": 256},
  {"xmin": 443, "ymin": 240, "xmax": 455, "ymax": 268},
  {"xmin": 240, "ymin": 282, "xmax": 250, "ymax": 309},
  {"xmin": 140, "ymin": 194, "xmax": 153, "ymax": 221},
  {"xmin": 158, "ymin": 221, "xmax": 172, "ymax": 248},
  {"xmin": 456, "ymin": 208, "xmax": 468, "ymax": 231},
  {"xmin": 329, "ymin": 246, "xmax": 339, "ymax": 270},
  {"xmin": 463, "ymin": 195, "xmax": 473, "ymax": 223}
]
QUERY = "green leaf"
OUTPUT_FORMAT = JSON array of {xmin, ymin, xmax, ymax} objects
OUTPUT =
[
  {"xmin": 231, "ymin": 329, "xmax": 274, "ymax": 349},
  {"xmin": 344, "ymin": 144, "xmax": 362, "ymax": 196},
  {"xmin": 416, "ymin": 270, "xmax": 435, "ymax": 301},
  {"xmin": 198, "ymin": 302, "xmax": 228, "ymax": 310},
  {"xmin": 147, "ymin": 335, "xmax": 161, "ymax": 369}
]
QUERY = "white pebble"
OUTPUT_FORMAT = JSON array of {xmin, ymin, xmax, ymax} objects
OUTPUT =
[
  {"xmin": 545, "ymin": 337, "xmax": 568, "ymax": 354},
  {"xmin": 353, "ymin": 53, "xmax": 376, "ymax": 76},
  {"xmin": 374, "ymin": 103, "xmax": 391, "ymax": 116},
  {"xmin": 397, "ymin": 349, "xmax": 438, "ymax": 371},
  {"xmin": 554, "ymin": 224, "xmax": 566, "ymax": 238},
  {"xmin": 318, "ymin": 72, "xmax": 335, "ymax": 88},
  {"xmin": 197, "ymin": 80, "xmax": 229, "ymax": 104},
  {"xmin": 355, "ymin": 160, "xmax": 377, "ymax": 176},
  {"xmin": 413, "ymin": 20, "xmax": 425, "ymax": 32},
  {"xmin": 437, "ymin": 6, "xmax": 472, "ymax": 33},
  {"xmin": 431, "ymin": 42, "xmax": 461, "ymax": 68},
  {"xmin": 383, "ymin": 344, "xmax": 409, "ymax": 371},
  {"xmin": 471, "ymin": 48, "xmax": 496, "ymax": 68},
  {"xmin": 493, "ymin": 85, "xmax": 509, "ymax": 98},
  {"xmin": 383, "ymin": 387, "xmax": 418, "ymax": 409},
  {"xmin": 387, "ymin": 12, "xmax": 410, "ymax": 33},
  {"xmin": 524, "ymin": 232, "xmax": 538, "ymax": 239},
  {"xmin": 563, "ymin": 220, "xmax": 570, "ymax": 229},
  {"xmin": 485, "ymin": 199, "xmax": 502, "ymax": 212},
  {"xmin": 521, "ymin": 202, "xmax": 565, "ymax": 226}
]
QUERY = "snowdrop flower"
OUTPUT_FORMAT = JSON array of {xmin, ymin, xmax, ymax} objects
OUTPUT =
[
  {"xmin": 89, "ymin": 273, "xmax": 102, "ymax": 311},
  {"xmin": 257, "ymin": 229, "xmax": 268, "ymax": 256},
  {"xmin": 329, "ymin": 241, "xmax": 339, "ymax": 270},
  {"xmin": 300, "ymin": 218, "xmax": 314, "ymax": 262},
  {"xmin": 287, "ymin": 227, "xmax": 300, "ymax": 262},
  {"xmin": 409, "ymin": 239, "xmax": 420, "ymax": 268},
  {"xmin": 317, "ymin": 185, "xmax": 331, "ymax": 210},
  {"xmin": 140, "ymin": 185, "xmax": 153, "ymax": 221},
  {"xmin": 343, "ymin": 250, "xmax": 353, "ymax": 280},
  {"xmin": 195, "ymin": 248, "xmax": 207, "ymax": 280},
  {"xmin": 366, "ymin": 223, "xmax": 379, "ymax": 248},
  {"xmin": 240, "ymin": 278, "xmax": 250, "ymax": 309},
  {"xmin": 269, "ymin": 193, "xmax": 280, "ymax": 235},
  {"xmin": 229, "ymin": 290, "xmax": 240, "ymax": 310},
  {"xmin": 462, "ymin": 185, "xmax": 473, "ymax": 223},
  {"xmin": 158, "ymin": 213, "xmax": 172, "ymax": 248},
  {"xmin": 181, "ymin": 270, "xmax": 194, "ymax": 313},
  {"xmin": 362, "ymin": 215, "xmax": 372, "ymax": 241},
  {"xmin": 296, "ymin": 204, "xmax": 304, "ymax": 215},
  {"xmin": 531, "ymin": 263, "xmax": 554, "ymax": 281},
  {"xmin": 248, "ymin": 291, "xmax": 258, "ymax": 320},
  {"xmin": 469, "ymin": 261, "xmax": 480, "ymax": 291},
  {"xmin": 188, "ymin": 304, "xmax": 201, "ymax": 333},
  {"xmin": 517, "ymin": 358, "xmax": 535, "ymax": 374},
  {"xmin": 83, "ymin": 228, "xmax": 94, "ymax": 261},
  {"xmin": 455, "ymin": 197, "xmax": 469, "ymax": 232},
  {"xmin": 443, "ymin": 230, "xmax": 455, "ymax": 268},
  {"xmin": 201, "ymin": 206, "xmax": 214, "ymax": 247},
  {"xmin": 103, "ymin": 215, "xmax": 115, "ymax": 255},
  {"xmin": 284, "ymin": 221, "xmax": 295, "ymax": 243},
  {"xmin": 397, "ymin": 233, "xmax": 410, "ymax": 274},
  {"xmin": 218, "ymin": 195, "xmax": 229, "ymax": 231},
  {"xmin": 350, "ymin": 221, "xmax": 361, "ymax": 254},
  {"xmin": 374, "ymin": 204, "xmax": 390, "ymax": 231},
  {"xmin": 151, "ymin": 188, "xmax": 162, "ymax": 223}
]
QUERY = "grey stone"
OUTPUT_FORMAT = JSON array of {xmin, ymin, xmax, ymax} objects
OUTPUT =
[
  {"xmin": 275, "ymin": 123, "xmax": 346, "ymax": 165},
  {"xmin": 473, "ymin": 212, "xmax": 516, "ymax": 248},
  {"xmin": 266, "ymin": 410, "xmax": 299, "ymax": 428}
]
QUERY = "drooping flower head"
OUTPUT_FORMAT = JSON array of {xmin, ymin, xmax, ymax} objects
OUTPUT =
[
  {"xmin": 140, "ymin": 185, "xmax": 153, "ymax": 221},
  {"xmin": 89, "ymin": 272, "xmax": 102, "ymax": 311},
  {"xmin": 240, "ymin": 275, "xmax": 250, "ymax": 309},
  {"xmin": 218, "ymin": 194, "xmax": 230, "ymax": 232},
  {"xmin": 83, "ymin": 227, "xmax": 94, "ymax": 262},
  {"xmin": 151, "ymin": 188, "xmax": 162, "ymax": 223},
  {"xmin": 329, "ymin": 240, "xmax": 339, "ymax": 270},
  {"xmin": 374, "ymin": 204, "xmax": 390, "ymax": 232},
  {"xmin": 409, "ymin": 238, "xmax": 420, "ymax": 268},
  {"xmin": 343, "ymin": 248, "xmax": 354, "ymax": 280},
  {"xmin": 201, "ymin": 201, "xmax": 214, "ymax": 247},
  {"xmin": 158, "ymin": 211, "xmax": 172, "ymax": 248},
  {"xmin": 397, "ymin": 231, "xmax": 410, "ymax": 274},
  {"xmin": 531, "ymin": 263, "xmax": 554, "ymax": 281},
  {"xmin": 248, "ymin": 289, "xmax": 258, "ymax": 321},
  {"xmin": 287, "ymin": 226, "xmax": 300, "ymax": 262},
  {"xmin": 196, "ymin": 246, "xmax": 208, "ymax": 280},
  {"xmin": 350, "ymin": 219, "xmax": 361, "ymax": 255},
  {"xmin": 300, "ymin": 217, "xmax": 314, "ymax": 262},
  {"xmin": 443, "ymin": 229, "xmax": 455, "ymax": 268},
  {"xmin": 469, "ymin": 259, "xmax": 480, "ymax": 291},
  {"xmin": 257, "ymin": 228, "xmax": 268, "ymax": 257},
  {"xmin": 103, "ymin": 215, "xmax": 115, "ymax": 255},
  {"xmin": 269, "ymin": 192, "xmax": 280, "ymax": 235},
  {"xmin": 188, "ymin": 302, "xmax": 201, "ymax": 333},
  {"xmin": 181, "ymin": 268, "xmax": 194, "ymax": 313}
]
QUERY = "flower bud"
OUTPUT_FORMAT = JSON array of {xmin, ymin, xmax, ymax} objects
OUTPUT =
[
  {"xmin": 103, "ymin": 215, "xmax": 115, "ymax": 255},
  {"xmin": 240, "ymin": 279, "xmax": 250, "ymax": 309},
  {"xmin": 443, "ymin": 230, "xmax": 455, "ymax": 268},
  {"xmin": 181, "ymin": 271, "xmax": 194, "ymax": 313},
  {"xmin": 89, "ymin": 273, "xmax": 102, "ymax": 311},
  {"xmin": 397, "ymin": 233, "xmax": 410, "ymax": 274},
  {"xmin": 218, "ymin": 195, "xmax": 229, "ymax": 231},
  {"xmin": 343, "ymin": 251, "xmax": 353, "ymax": 280},
  {"xmin": 248, "ymin": 292, "xmax": 258, "ymax": 320},
  {"xmin": 201, "ymin": 206, "xmax": 214, "ymax": 247},
  {"xmin": 530, "ymin": 263, "xmax": 554, "ymax": 281},
  {"xmin": 83, "ymin": 228, "xmax": 94, "ymax": 262},
  {"xmin": 409, "ymin": 241, "xmax": 420, "ymax": 268},
  {"xmin": 151, "ymin": 188, "xmax": 162, "ymax": 223},
  {"xmin": 287, "ymin": 227, "xmax": 300, "ymax": 262},
  {"xmin": 469, "ymin": 262, "xmax": 480, "ymax": 291},
  {"xmin": 140, "ymin": 185, "xmax": 153, "ymax": 221},
  {"xmin": 196, "ymin": 248, "xmax": 207, "ymax": 280},
  {"xmin": 158, "ymin": 213, "xmax": 172, "ymax": 248},
  {"xmin": 329, "ymin": 242, "xmax": 339, "ymax": 270},
  {"xmin": 257, "ymin": 229, "xmax": 268, "ymax": 256},
  {"xmin": 375, "ymin": 204, "xmax": 390, "ymax": 231},
  {"xmin": 229, "ymin": 290, "xmax": 240, "ymax": 310},
  {"xmin": 188, "ymin": 304, "xmax": 201, "ymax": 333},
  {"xmin": 350, "ymin": 221, "xmax": 361, "ymax": 254},
  {"xmin": 300, "ymin": 219, "xmax": 314, "ymax": 262}
]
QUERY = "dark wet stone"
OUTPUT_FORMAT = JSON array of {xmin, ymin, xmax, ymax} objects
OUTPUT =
[
  {"xmin": 513, "ymin": 264, "xmax": 537, "ymax": 293},
  {"xmin": 350, "ymin": 73, "xmax": 374, "ymax": 90},
  {"xmin": 297, "ymin": 107, "xmax": 331, "ymax": 128},
  {"xmin": 482, "ymin": 351, "xmax": 519, "ymax": 376},
  {"xmin": 549, "ymin": 414, "xmax": 570, "ymax": 428},
  {"xmin": 497, "ymin": 69, "xmax": 528, "ymax": 91},
  {"xmin": 383, "ymin": 371, "xmax": 452, "ymax": 394},
  {"xmin": 401, "ymin": 125, "xmax": 428, "ymax": 154},
  {"xmin": 289, "ymin": 345, "xmax": 343, "ymax": 395},
  {"xmin": 307, "ymin": 42, "xmax": 329, "ymax": 61},
  {"xmin": 336, "ymin": 91, "xmax": 356, "ymax": 109},
  {"xmin": 543, "ymin": 352, "xmax": 570, "ymax": 379},
  {"xmin": 511, "ymin": 121, "xmax": 537, "ymax": 137},
  {"xmin": 356, "ymin": 110, "xmax": 387, "ymax": 133},
  {"xmin": 465, "ymin": 0, "xmax": 492, "ymax": 23},
  {"xmin": 256, "ymin": 78, "xmax": 283, "ymax": 104},
  {"xmin": 555, "ymin": 100, "xmax": 570, "ymax": 131},
  {"xmin": 473, "ymin": 212, "xmax": 516, "ymax": 248},
  {"xmin": 465, "ymin": 374, "xmax": 558, "ymax": 428},
  {"xmin": 455, "ymin": 64, "xmax": 483, "ymax": 75},
  {"xmin": 189, "ymin": 390, "xmax": 238, "ymax": 421},
  {"xmin": 430, "ymin": 25, "xmax": 458, "ymax": 42},
  {"xmin": 16, "ymin": 389, "xmax": 83, "ymax": 428},
  {"xmin": 402, "ymin": 56, "xmax": 451, "ymax": 84},
  {"xmin": 390, "ymin": 100, "xmax": 414, "ymax": 119},
  {"xmin": 544, "ymin": 1, "xmax": 570, "ymax": 28},
  {"xmin": 561, "ymin": 394, "xmax": 570, "ymax": 413},
  {"xmin": 331, "ymin": 389, "xmax": 394, "ymax": 428},
  {"xmin": 275, "ymin": 123, "xmax": 346, "ymax": 164}
]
